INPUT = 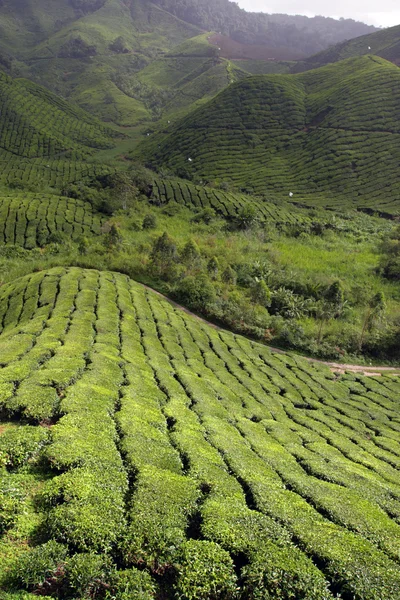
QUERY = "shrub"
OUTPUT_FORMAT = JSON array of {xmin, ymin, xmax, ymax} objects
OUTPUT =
[
  {"xmin": 66, "ymin": 552, "xmax": 114, "ymax": 599},
  {"xmin": 0, "ymin": 426, "xmax": 48, "ymax": 470},
  {"xmin": 107, "ymin": 568, "xmax": 158, "ymax": 600},
  {"xmin": 251, "ymin": 280, "xmax": 271, "ymax": 307},
  {"xmin": 9, "ymin": 541, "xmax": 68, "ymax": 595},
  {"xmin": 174, "ymin": 540, "xmax": 238, "ymax": 600},
  {"xmin": 221, "ymin": 266, "xmax": 237, "ymax": 285},
  {"xmin": 175, "ymin": 275, "xmax": 216, "ymax": 310},
  {"xmin": 242, "ymin": 543, "xmax": 332, "ymax": 600},
  {"xmin": 142, "ymin": 214, "xmax": 157, "ymax": 230}
]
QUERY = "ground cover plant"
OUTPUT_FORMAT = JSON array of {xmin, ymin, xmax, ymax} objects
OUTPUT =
[{"xmin": 1, "ymin": 266, "xmax": 400, "ymax": 599}]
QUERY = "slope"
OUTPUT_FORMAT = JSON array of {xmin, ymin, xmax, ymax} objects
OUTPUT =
[
  {"xmin": 1, "ymin": 266, "xmax": 400, "ymax": 599},
  {"xmin": 295, "ymin": 24, "xmax": 400, "ymax": 72},
  {"xmin": 139, "ymin": 56, "xmax": 400, "ymax": 214},
  {"xmin": 0, "ymin": 69, "xmax": 118, "ymax": 191},
  {"xmin": 0, "ymin": 0, "xmax": 202, "ymax": 126}
]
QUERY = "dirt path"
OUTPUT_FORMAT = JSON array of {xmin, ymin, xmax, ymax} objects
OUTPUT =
[{"xmin": 141, "ymin": 283, "xmax": 400, "ymax": 377}]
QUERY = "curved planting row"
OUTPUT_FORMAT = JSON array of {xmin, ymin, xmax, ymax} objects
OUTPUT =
[
  {"xmin": 151, "ymin": 176, "xmax": 312, "ymax": 225},
  {"xmin": 0, "ymin": 149, "xmax": 115, "ymax": 191},
  {"xmin": 1, "ymin": 267, "xmax": 400, "ymax": 598},
  {"xmin": 0, "ymin": 192, "xmax": 103, "ymax": 248}
]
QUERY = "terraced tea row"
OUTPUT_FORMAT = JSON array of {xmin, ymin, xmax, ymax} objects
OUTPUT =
[
  {"xmin": 151, "ymin": 176, "xmax": 312, "ymax": 225},
  {"xmin": 1, "ymin": 267, "xmax": 400, "ymax": 598},
  {"xmin": 0, "ymin": 149, "xmax": 115, "ymax": 192},
  {"xmin": 0, "ymin": 192, "xmax": 103, "ymax": 248},
  {"xmin": 295, "ymin": 23, "xmax": 400, "ymax": 71},
  {"xmin": 141, "ymin": 56, "xmax": 400, "ymax": 212}
]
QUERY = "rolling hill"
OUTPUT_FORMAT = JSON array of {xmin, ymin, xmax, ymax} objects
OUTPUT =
[
  {"xmin": 139, "ymin": 55, "xmax": 400, "ymax": 214},
  {"xmin": 0, "ymin": 69, "xmax": 117, "ymax": 190},
  {"xmin": 1, "ymin": 267, "xmax": 400, "ymax": 599},
  {"xmin": 295, "ymin": 24, "xmax": 400, "ymax": 72}
]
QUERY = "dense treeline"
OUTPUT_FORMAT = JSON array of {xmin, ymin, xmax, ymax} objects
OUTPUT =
[{"xmin": 153, "ymin": 0, "xmax": 377, "ymax": 53}]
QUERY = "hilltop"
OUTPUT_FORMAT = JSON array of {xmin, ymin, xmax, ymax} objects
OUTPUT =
[
  {"xmin": 138, "ymin": 55, "xmax": 400, "ymax": 214},
  {"xmin": 295, "ymin": 24, "xmax": 400, "ymax": 71}
]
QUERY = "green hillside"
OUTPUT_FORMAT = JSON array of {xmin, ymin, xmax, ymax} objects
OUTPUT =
[
  {"xmin": 0, "ymin": 69, "xmax": 118, "ymax": 191},
  {"xmin": 139, "ymin": 56, "xmax": 400, "ymax": 213},
  {"xmin": 1, "ymin": 266, "xmax": 400, "ymax": 599},
  {"xmin": 295, "ymin": 24, "xmax": 400, "ymax": 72}
]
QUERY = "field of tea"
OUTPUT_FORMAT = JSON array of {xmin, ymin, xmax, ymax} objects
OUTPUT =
[
  {"xmin": 140, "ymin": 56, "xmax": 400, "ymax": 214},
  {"xmin": 0, "ymin": 192, "xmax": 103, "ymax": 248},
  {"xmin": 1, "ymin": 267, "xmax": 400, "ymax": 599}
]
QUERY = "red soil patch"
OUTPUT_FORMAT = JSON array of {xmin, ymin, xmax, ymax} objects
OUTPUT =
[{"xmin": 209, "ymin": 33, "xmax": 306, "ymax": 61}]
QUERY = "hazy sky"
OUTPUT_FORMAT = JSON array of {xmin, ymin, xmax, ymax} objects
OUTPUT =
[{"xmin": 236, "ymin": 0, "xmax": 400, "ymax": 28}]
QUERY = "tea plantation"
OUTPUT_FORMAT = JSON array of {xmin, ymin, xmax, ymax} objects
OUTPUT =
[
  {"xmin": 1, "ymin": 266, "xmax": 400, "ymax": 598},
  {"xmin": 0, "ymin": 191, "xmax": 103, "ymax": 248},
  {"xmin": 0, "ymin": 70, "xmax": 118, "ymax": 192},
  {"xmin": 140, "ymin": 56, "xmax": 400, "ymax": 213}
]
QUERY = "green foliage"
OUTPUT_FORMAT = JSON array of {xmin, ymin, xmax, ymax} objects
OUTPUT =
[
  {"xmin": 1, "ymin": 268, "xmax": 400, "ymax": 600},
  {"xmin": 66, "ymin": 553, "xmax": 114, "ymax": 599},
  {"xmin": 221, "ymin": 266, "xmax": 237, "ymax": 285},
  {"xmin": 242, "ymin": 542, "xmax": 332, "ymax": 600},
  {"xmin": 174, "ymin": 540, "xmax": 238, "ymax": 600},
  {"xmin": 9, "ymin": 541, "xmax": 68, "ymax": 594},
  {"xmin": 140, "ymin": 57, "xmax": 400, "ymax": 216},
  {"xmin": 0, "ymin": 426, "xmax": 48, "ymax": 470},
  {"xmin": 142, "ymin": 214, "xmax": 157, "ymax": 230},
  {"xmin": 107, "ymin": 568, "xmax": 157, "ymax": 600},
  {"xmin": 175, "ymin": 274, "xmax": 216, "ymax": 310},
  {"xmin": 251, "ymin": 280, "xmax": 271, "ymax": 307}
]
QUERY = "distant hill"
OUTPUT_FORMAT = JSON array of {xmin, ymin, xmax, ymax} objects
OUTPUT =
[
  {"xmin": 152, "ymin": 0, "xmax": 377, "ymax": 55},
  {"xmin": 295, "ymin": 24, "xmax": 400, "ymax": 72},
  {"xmin": 0, "ymin": 0, "xmax": 377, "ymax": 126},
  {"xmin": 138, "ymin": 56, "xmax": 400, "ymax": 214}
]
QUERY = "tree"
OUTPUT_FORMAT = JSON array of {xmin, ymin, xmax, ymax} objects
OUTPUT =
[
  {"xmin": 207, "ymin": 256, "xmax": 219, "ymax": 280},
  {"xmin": 103, "ymin": 223, "xmax": 122, "ymax": 250},
  {"xmin": 359, "ymin": 292, "xmax": 386, "ymax": 352},
  {"xmin": 234, "ymin": 205, "xmax": 258, "ymax": 230},
  {"xmin": 77, "ymin": 236, "xmax": 89, "ymax": 256},
  {"xmin": 150, "ymin": 232, "xmax": 178, "ymax": 279},
  {"xmin": 251, "ymin": 280, "xmax": 271, "ymax": 307},
  {"xmin": 175, "ymin": 275, "xmax": 216, "ymax": 311},
  {"xmin": 142, "ymin": 214, "xmax": 157, "ymax": 230},
  {"xmin": 222, "ymin": 266, "xmax": 237, "ymax": 285},
  {"xmin": 181, "ymin": 239, "xmax": 201, "ymax": 268}
]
